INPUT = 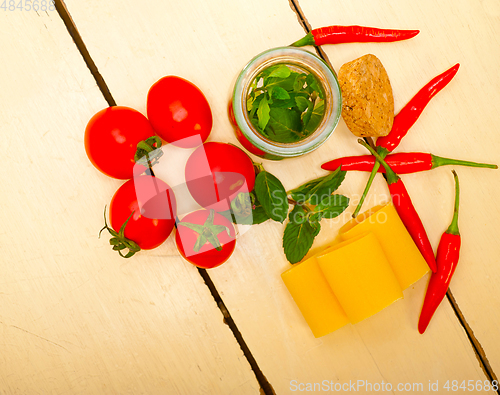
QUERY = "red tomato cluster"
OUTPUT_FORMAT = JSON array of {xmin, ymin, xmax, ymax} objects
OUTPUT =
[{"xmin": 85, "ymin": 76, "xmax": 255, "ymax": 268}]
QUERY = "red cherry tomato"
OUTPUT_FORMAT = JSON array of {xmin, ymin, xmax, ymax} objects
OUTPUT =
[
  {"xmin": 147, "ymin": 76, "xmax": 213, "ymax": 148},
  {"xmin": 110, "ymin": 175, "xmax": 177, "ymax": 250},
  {"xmin": 184, "ymin": 142, "xmax": 256, "ymax": 212},
  {"xmin": 175, "ymin": 210, "xmax": 236, "ymax": 268},
  {"xmin": 85, "ymin": 106, "xmax": 155, "ymax": 179}
]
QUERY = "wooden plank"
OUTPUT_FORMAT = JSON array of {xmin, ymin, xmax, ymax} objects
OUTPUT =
[
  {"xmin": 297, "ymin": 0, "xmax": 500, "ymax": 376},
  {"xmin": 0, "ymin": 10, "xmax": 258, "ymax": 394},
  {"xmin": 59, "ymin": 0, "xmax": 498, "ymax": 393}
]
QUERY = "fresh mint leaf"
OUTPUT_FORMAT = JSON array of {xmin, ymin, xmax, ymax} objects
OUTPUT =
[
  {"xmin": 272, "ymin": 86, "xmax": 290, "ymax": 100},
  {"xmin": 258, "ymin": 67, "xmax": 275, "ymax": 79},
  {"xmin": 254, "ymin": 170, "xmax": 288, "ymax": 223},
  {"xmin": 249, "ymin": 191, "xmax": 270, "ymax": 225},
  {"xmin": 247, "ymin": 97, "xmax": 254, "ymax": 112},
  {"xmin": 306, "ymin": 73, "xmax": 324, "ymax": 99},
  {"xmin": 247, "ymin": 68, "xmax": 325, "ymax": 144},
  {"xmin": 288, "ymin": 204, "xmax": 307, "ymax": 224},
  {"xmin": 257, "ymin": 95, "xmax": 271, "ymax": 131},
  {"xmin": 265, "ymin": 73, "xmax": 299, "ymax": 92},
  {"xmin": 270, "ymin": 97, "xmax": 296, "ymax": 109},
  {"xmin": 293, "ymin": 74, "xmax": 307, "ymax": 92},
  {"xmin": 289, "ymin": 167, "xmax": 346, "ymax": 204},
  {"xmin": 283, "ymin": 206, "xmax": 318, "ymax": 264},
  {"xmin": 295, "ymin": 96, "xmax": 310, "ymax": 112},
  {"xmin": 311, "ymin": 220, "xmax": 321, "ymax": 237},
  {"xmin": 301, "ymin": 99, "xmax": 314, "ymax": 131},
  {"xmin": 251, "ymin": 204, "xmax": 270, "ymax": 224},
  {"xmin": 303, "ymin": 99, "xmax": 325, "ymax": 134},
  {"xmin": 268, "ymin": 64, "xmax": 291, "ymax": 79},
  {"xmin": 249, "ymin": 93, "xmax": 263, "ymax": 118},
  {"xmin": 289, "ymin": 177, "xmax": 323, "ymax": 203},
  {"xmin": 270, "ymin": 92, "xmax": 307, "ymax": 109},
  {"xmin": 255, "ymin": 67, "xmax": 278, "ymax": 86},
  {"xmin": 310, "ymin": 194, "xmax": 350, "ymax": 222},
  {"xmin": 278, "ymin": 73, "xmax": 301, "ymax": 91},
  {"xmin": 304, "ymin": 167, "xmax": 347, "ymax": 205},
  {"xmin": 265, "ymin": 108, "xmax": 303, "ymax": 143},
  {"xmin": 250, "ymin": 77, "xmax": 259, "ymax": 92}
]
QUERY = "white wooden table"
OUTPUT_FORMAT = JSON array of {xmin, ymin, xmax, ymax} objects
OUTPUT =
[{"xmin": 1, "ymin": 0, "xmax": 499, "ymax": 393}]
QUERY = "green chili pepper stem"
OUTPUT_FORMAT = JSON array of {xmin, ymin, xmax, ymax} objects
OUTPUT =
[
  {"xmin": 432, "ymin": 154, "xmax": 498, "ymax": 170},
  {"xmin": 358, "ymin": 140, "xmax": 399, "ymax": 185},
  {"xmin": 446, "ymin": 170, "xmax": 460, "ymax": 236},
  {"xmin": 352, "ymin": 146, "xmax": 390, "ymax": 218},
  {"xmin": 290, "ymin": 32, "xmax": 315, "ymax": 47}
]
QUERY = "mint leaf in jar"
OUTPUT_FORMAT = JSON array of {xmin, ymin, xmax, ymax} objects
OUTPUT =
[
  {"xmin": 257, "ymin": 96, "xmax": 271, "ymax": 131},
  {"xmin": 264, "ymin": 108, "xmax": 303, "ymax": 143},
  {"xmin": 306, "ymin": 73, "xmax": 324, "ymax": 99},
  {"xmin": 303, "ymin": 99, "xmax": 324, "ymax": 134},
  {"xmin": 271, "ymin": 86, "xmax": 290, "ymax": 100},
  {"xmin": 268, "ymin": 64, "xmax": 292, "ymax": 78},
  {"xmin": 247, "ymin": 64, "xmax": 325, "ymax": 143},
  {"xmin": 294, "ymin": 96, "xmax": 310, "ymax": 112}
]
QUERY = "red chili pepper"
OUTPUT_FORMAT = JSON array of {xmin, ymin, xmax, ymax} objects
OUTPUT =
[
  {"xmin": 419, "ymin": 171, "xmax": 461, "ymax": 334},
  {"xmin": 359, "ymin": 140, "xmax": 437, "ymax": 273},
  {"xmin": 352, "ymin": 63, "xmax": 460, "ymax": 218},
  {"xmin": 376, "ymin": 63, "xmax": 460, "ymax": 153},
  {"xmin": 291, "ymin": 25, "xmax": 419, "ymax": 47},
  {"xmin": 321, "ymin": 152, "xmax": 497, "ymax": 173}
]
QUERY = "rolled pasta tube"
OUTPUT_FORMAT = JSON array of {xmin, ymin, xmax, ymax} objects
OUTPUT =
[
  {"xmin": 317, "ymin": 233, "xmax": 403, "ymax": 324},
  {"xmin": 340, "ymin": 203, "xmax": 430, "ymax": 289},
  {"xmin": 281, "ymin": 255, "xmax": 349, "ymax": 338}
]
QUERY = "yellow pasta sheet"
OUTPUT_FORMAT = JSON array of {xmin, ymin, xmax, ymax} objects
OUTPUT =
[
  {"xmin": 340, "ymin": 203, "xmax": 430, "ymax": 290},
  {"xmin": 282, "ymin": 203, "xmax": 430, "ymax": 337}
]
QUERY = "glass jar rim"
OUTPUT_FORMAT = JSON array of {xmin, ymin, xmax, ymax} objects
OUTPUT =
[{"xmin": 232, "ymin": 46, "xmax": 342, "ymax": 158}]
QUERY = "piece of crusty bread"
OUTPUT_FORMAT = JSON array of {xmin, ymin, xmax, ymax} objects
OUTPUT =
[{"xmin": 338, "ymin": 54, "xmax": 394, "ymax": 137}]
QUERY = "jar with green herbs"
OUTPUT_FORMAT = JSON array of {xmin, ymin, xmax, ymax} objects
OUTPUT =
[{"xmin": 230, "ymin": 47, "xmax": 342, "ymax": 160}]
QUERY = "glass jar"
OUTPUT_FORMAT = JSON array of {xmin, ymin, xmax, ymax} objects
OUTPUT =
[{"xmin": 230, "ymin": 47, "xmax": 342, "ymax": 160}]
